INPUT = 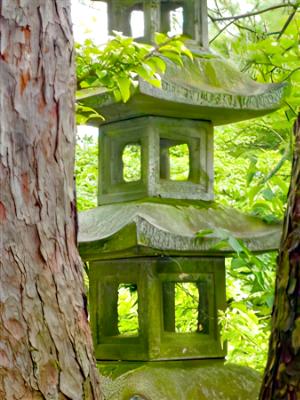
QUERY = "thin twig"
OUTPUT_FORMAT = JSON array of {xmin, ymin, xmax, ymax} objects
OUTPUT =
[
  {"xmin": 234, "ymin": 23, "xmax": 258, "ymax": 34},
  {"xmin": 243, "ymin": 61, "xmax": 291, "ymax": 72},
  {"xmin": 210, "ymin": 2, "xmax": 299, "ymax": 22},
  {"xmin": 213, "ymin": 0, "xmax": 222, "ymax": 18},
  {"xmin": 278, "ymin": 8, "xmax": 298, "ymax": 39},
  {"xmin": 267, "ymin": 31, "xmax": 282, "ymax": 36},
  {"xmin": 284, "ymin": 100, "xmax": 298, "ymax": 117},
  {"xmin": 259, "ymin": 146, "xmax": 291, "ymax": 185},
  {"xmin": 209, "ymin": 20, "xmax": 235, "ymax": 43},
  {"xmin": 283, "ymin": 66, "xmax": 300, "ymax": 81}
]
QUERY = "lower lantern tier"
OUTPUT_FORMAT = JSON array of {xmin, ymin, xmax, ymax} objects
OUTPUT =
[{"xmin": 89, "ymin": 256, "xmax": 226, "ymax": 362}]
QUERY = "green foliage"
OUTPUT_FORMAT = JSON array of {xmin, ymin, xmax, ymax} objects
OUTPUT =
[
  {"xmin": 174, "ymin": 283, "xmax": 199, "ymax": 333},
  {"xmin": 169, "ymin": 144, "xmax": 190, "ymax": 181},
  {"xmin": 206, "ymin": 229, "xmax": 276, "ymax": 371},
  {"xmin": 209, "ymin": 1, "xmax": 299, "ymax": 371},
  {"xmin": 210, "ymin": 1, "xmax": 299, "ymax": 217},
  {"xmin": 220, "ymin": 252, "xmax": 276, "ymax": 372},
  {"xmin": 118, "ymin": 285, "xmax": 139, "ymax": 336},
  {"xmin": 195, "ymin": 226, "xmax": 276, "ymax": 371},
  {"xmin": 76, "ymin": 32, "xmax": 192, "ymax": 107},
  {"xmin": 122, "ymin": 144, "xmax": 142, "ymax": 182},
  {"xmin": 211, "ymin": 1, "xmax": 299, "ymax": 219},
  {"xmin": 75, "ymin": 133, "xmax": 98, "ymax": 210}
]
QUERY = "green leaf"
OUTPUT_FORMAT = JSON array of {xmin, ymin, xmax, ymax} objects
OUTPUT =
[
  {"xmin": 159, "ymin": 51, "xmax": 184, "ymax": 66},
  {"xmin": 262, "ymin": 188, "xmax": 275, "ymax": 201},
  {"xmin": 147, "ymin": 56, "xmax": 166, "ymax": 73},
  {"xmin": 146, "ymin": 77, "xmax": 162, "ymax": 88},
  {"xmin": 196, "ymin": 229, "xmax": 214, "ymax": 238},
  {"xmin": 116, "ymin": 77, "xmax": 131, "ymax": 102},
  {"xmin": 228, "ymin": 237, "xmax": 245, "ymax": 255},
  {"xmin": 210, "ymin": 240, "xmax": 229, "ymax": 251},
  {"xmin": 113, "ymin": 88, "xmax": 122, "ymax": 102},
  {"xmin": 155, "ymin": 32, "xmax": 168, "ymax": 45}
]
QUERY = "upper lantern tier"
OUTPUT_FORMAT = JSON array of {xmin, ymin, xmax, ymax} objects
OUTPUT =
[
  {"xmin": 101, "ymin": 0, "xmax": 209, "ymax": 47},
  {"xmin": 78, "ymin": 54, "xmax": 288, "ymax": 126},
  {"xmin": 83, "ymin": 0, "xmax": 288, "ymax": 125}
]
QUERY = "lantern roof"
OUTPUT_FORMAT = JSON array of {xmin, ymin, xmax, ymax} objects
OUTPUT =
[
  {"xmin": 78, "ymin": 199, "xmax": 281, "ymax": 260},
  {"xmin": 77, "ymin": 54, "xmax": 288, "ymax": 126}
]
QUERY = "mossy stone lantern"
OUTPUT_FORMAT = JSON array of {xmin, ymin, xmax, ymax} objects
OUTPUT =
[{"xmin": 78, "ymin": 0, "xmax": 287, "ymax": 398}]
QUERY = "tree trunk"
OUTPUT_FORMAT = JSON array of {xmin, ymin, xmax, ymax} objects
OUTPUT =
[
  {"xmin": 0, "ymin": 1, "xmax": 101, "ymax": 399},
  {"xmin": 260, "ymin": 114, "xmax": 300, "ymax": 399}
]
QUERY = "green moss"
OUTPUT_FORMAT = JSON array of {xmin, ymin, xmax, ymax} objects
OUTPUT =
[{"xmin": 98, "ymin": 361, "xmax": 261, "ymax": 400}]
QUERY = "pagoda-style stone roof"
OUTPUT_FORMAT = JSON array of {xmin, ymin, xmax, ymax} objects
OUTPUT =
[
  {"xmin": 78, "ymin": 199, "xmax": 281, "ymax": 260},
  {"xmin": 77, "ymin": 53, "xmax": 288, "ymax": 126}
]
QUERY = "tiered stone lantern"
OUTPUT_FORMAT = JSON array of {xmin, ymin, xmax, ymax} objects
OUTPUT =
[{"xmin": 78, "ymin": 1, "xmax": 287, "ymax": 398}]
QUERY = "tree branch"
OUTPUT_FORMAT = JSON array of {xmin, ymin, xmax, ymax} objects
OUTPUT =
[
  {"xmin": 209, "ymin": 20, "xmax": 235, "ymax": 43},
  {"xmin": 210, "ymin": 2, "xmax": 299, "ymax": 22},
  {"xmin": 233, "ymin": 22, "xmax": 258, "ymax": 35},
  {"xmin": 283, "ymin": 66, "xmax": 300, "ymax": 81},
  {"xmin": 278, "ymin": 8, "xmax": 298, "ymax": 39}
]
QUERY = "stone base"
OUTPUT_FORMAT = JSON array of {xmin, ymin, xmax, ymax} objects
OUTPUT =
[{"xmin": 98, "ymin": 360, "xmax": 261, "ymax": 400}]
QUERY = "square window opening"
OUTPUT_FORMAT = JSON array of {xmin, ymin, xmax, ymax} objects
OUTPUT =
[
  {"xmin": 117, "ymin": 283, "xmax": 139, "ymax": 336},
  {"xmin": 163, "ymin": 281, "xmax": 209, "ymax": 334},
  {"xmin": 122, "ymin": 143, "xmax": 142, "ymax": 182},
  {"xmin": 160, "ymin": 140, "xmax": 190, "ymax": 181},
  {"xmin": 160, "ymin": 3, "xmax": 183, "ymax": 35}
]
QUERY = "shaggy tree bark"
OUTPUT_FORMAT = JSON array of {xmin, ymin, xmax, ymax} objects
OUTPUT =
[
  {"xmin": 0, "ymin": 1, "xmax": 101, "ymax": 399},
  {"xmin": 260, "ymin": 114, "xmax": 300, "ymax": 399}
]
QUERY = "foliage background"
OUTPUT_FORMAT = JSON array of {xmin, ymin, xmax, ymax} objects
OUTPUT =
[{"xmin": 75, "ymin": 0, "xmax": 300, "ymax": 373}]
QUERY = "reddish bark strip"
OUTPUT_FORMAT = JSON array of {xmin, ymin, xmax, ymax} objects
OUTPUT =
[
  {"xmin": 0, "ymin": 202, "xmax": 6, "ymax": 222},
  {"xmin": 0, "ymin": 1, "xmax": 101, "ymax": 399},
  {"xmin": 260, "ymin": 114, "xmax": 300, "ymax": 399}
]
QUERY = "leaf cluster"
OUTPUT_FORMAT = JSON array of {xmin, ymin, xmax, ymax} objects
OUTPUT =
[{"xmin": 76, "ymin": 32, "xmax": 192, "ymax": 104}]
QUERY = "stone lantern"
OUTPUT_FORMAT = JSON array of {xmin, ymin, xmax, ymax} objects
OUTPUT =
[{"xmin": 78, "ymin": 1, "xmax": 287, "ymax": 398}]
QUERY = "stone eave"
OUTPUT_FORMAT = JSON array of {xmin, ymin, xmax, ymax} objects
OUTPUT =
[
  {"xmin": 77, "ymin": 54, "xmax": 288, "ymax": 126},
  {"xmin": 78, "ymin": 199, "xmax": 281, "ymax": 261}
]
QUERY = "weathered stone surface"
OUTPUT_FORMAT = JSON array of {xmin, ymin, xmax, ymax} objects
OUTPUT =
[
  {"xmin": 98, "ymin": 117, "xmax": 214, "ymax": 204},
  {"xmin": 78, "ymin": 198, "xmax": 281, "ymax": 260},
  {"xmin": 98, "ymin": 361, "xmax": 261, "ymax": 400},
  {"xmin": 89, "ymin": 257, "xmax": 226, "ymax": 362},
  {"xmin": 77, "ymin": 54, "xmax": 288, "ymax": 126}
]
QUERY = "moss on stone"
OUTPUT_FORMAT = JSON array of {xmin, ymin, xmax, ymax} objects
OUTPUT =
[{"xmin": 98, "ymin": 361, "xmax": 261, "ymax": 400}]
